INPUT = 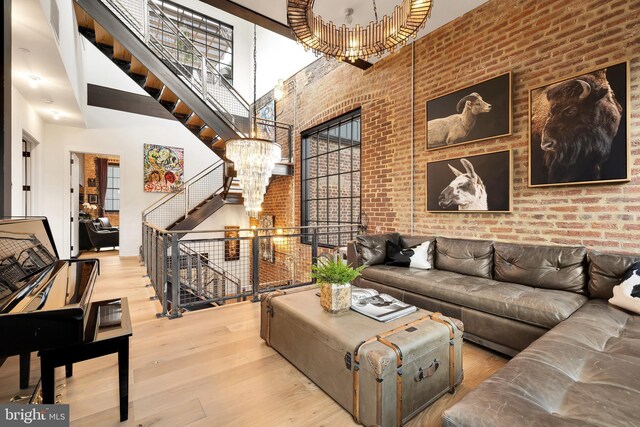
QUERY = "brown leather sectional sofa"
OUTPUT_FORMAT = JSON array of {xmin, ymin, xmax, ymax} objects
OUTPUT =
[{"xmin": 347, "ymin": 233, "xmax": 640, "ymax": 426}]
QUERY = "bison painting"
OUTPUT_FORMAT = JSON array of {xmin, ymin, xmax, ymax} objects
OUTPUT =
[{"xmin": 530, "ymin": 63, "xmax": 628, "ymax": 186}]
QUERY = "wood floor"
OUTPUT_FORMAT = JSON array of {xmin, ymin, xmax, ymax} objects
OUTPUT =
[{"xmin": 0, "ymin": 252, "xmax": 508, "ymax": 426}]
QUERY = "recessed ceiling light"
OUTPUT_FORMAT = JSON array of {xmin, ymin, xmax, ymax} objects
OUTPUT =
[
  {"xmin": 41, "ymin": 97, "xmax": 54, "ymax": 104},
  {"xmin": 28, "ymin": 74, "xmax": 41, "ymax": 89},
  {"xmin": 18, "ymin": 48, "xmax": 31, "ymax": 54},
  {"xmin": 52, "ymin": 111, "xmax": 61, "ymax": 120}
]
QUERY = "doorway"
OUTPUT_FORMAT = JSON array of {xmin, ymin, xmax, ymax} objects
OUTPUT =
[{"xmin": 71, "ymin": 152, "xmax": 120, "ymax": 256}]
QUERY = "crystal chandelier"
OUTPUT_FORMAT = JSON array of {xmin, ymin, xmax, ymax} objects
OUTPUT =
[
  {"xmin": 225, "ymin": 138, "xmax": 281, "ymax": 217},
  {"xmin": 287, "ymin": 0, "xmax": 433, "ymax": 62},
  {"xmin": 225, "ymin": 25, "xmax": 281, "ymax": 218}
]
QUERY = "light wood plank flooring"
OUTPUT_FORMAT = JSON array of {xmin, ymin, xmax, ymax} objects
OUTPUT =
[{"xmin": 0, "ymin": 252, "xmax": 508, "ymax": 426}]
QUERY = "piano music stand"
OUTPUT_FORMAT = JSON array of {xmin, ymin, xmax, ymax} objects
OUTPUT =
[{"xmin": 38, "ymin": 297, "xmax": 132, "ymax": 422}]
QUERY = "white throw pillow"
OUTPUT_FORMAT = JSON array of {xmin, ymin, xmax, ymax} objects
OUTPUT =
[
  {"xmin": 409, "ymin": 241, "xmax": 432, "ymax": 270},
  {"xmin": 609, "ymin": 263, "xmax": 640, "ymax": 315}
]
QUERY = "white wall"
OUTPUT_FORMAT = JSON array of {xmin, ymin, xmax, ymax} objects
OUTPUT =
[
  {"xmin": 38, "ymin": 0, "xmax": 86, "ymax": 109},
  {"xmin": 41, "ymin": 114, "xmax": 220, "ymax": 258},
  {"xmin": 255, "ymin": 26, "xmax": 317, "ymax": 99},
  {"xmin": 11, "ymin": 86, "xmax": 45, "ymax": 216}
]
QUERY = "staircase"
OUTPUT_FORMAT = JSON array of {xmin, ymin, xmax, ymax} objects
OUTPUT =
[
  {"xmin": 143, "ymin": 161, "xmax": 244, "ymax": 231},
  {"xmin": 73, "ymin": 0, "xmax": 293, "ymax": 183}
]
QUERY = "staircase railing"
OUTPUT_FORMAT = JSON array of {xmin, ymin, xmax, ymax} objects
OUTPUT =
[
  {"xmin": 142, "ymin": 160, "xmax": 225, "ymax": 229},
  {"xmin": 176, "ymin": 244, "xmax": 242, "ymax": 304},
  {"xmin": 99, "ymin": 0, "xmax": 252, "ymax": 137},
  {"xmin": 141, "ymin": 222, "xmax": 361, "ymax": 318}
]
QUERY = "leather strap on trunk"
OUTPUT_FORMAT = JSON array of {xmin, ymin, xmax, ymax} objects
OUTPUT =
[
  {"xmin": 428, "ymin": 313, "xmax": 457, "ymax": 393},
  {"xmin": 263, "ymin": 290, "xmax": 284, "ymax": 347},
  {"xmin": 352, "ymin": 315, "xmax": 433, "ymax": 426},
  {"xmin": 352, "ymin": 313, "xmax": 459, "ymax": 425}
]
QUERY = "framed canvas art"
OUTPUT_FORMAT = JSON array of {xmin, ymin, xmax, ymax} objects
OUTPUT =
[
  {"xmin": 529, "ymin": 61, "xmax": 629, "ymax": 187},
  {"xmin": 427, "ymin": 150, "xmax": 512, "ymax": 213},
  {"xmin": 143, "ymin": 144, "xmax": 184, "ymax": 193},
  {"xmin": 426, "ymin": 72, "xmax": 511, "ymax": 150}
]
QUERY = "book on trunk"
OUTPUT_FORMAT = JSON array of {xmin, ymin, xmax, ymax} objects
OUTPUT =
[{"xmin": 351, "ymin": 287, "xmax": 417, "ymax": 322}]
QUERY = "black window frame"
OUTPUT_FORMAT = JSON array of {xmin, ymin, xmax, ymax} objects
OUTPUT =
[
  {"xmin": 151, "ymin": 0, "xmax": 234, "ymax": 84},
  {"xmin": 104, "ymin": 163, "xmax": 120, "ymax": 213},
  {"xmin": 301, "ymin": 109, "xmax": 361, "ymax": 248}
]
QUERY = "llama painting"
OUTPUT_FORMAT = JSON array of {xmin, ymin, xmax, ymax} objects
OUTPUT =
[
  {"xmin": 427, "ymin": 150, "xmax": 512, "ymax": 213},
  {"xmin": 438, "ymin": 159, "xmax": 488, "ymax": 211},
  {"xmin": 426, "ymin": 72, "xmax": 511, "ymax": 151}
]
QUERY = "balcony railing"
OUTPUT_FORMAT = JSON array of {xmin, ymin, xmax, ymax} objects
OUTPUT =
[{"xmin": 141, "ymin": 222, "xmax": 360, "ymax": 318}]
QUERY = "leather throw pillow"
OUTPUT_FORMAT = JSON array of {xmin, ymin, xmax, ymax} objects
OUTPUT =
[
  {"xmin": 385, "ymin": 240, "xmax": 432, "ymax": 270},
  {"xmin": 609, "ymin": 261, "xmax": 640, "ymax": 315}
]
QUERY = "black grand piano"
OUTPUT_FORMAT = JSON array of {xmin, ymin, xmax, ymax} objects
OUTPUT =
[{"xmin": 0, "ymin": 217, "xmax": 130, "ymax": 421}]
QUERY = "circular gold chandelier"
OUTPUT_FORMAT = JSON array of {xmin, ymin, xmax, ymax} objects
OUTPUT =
[{"xmin": 287, "ymin": 0, "xmax": 433, "ymax": 62}]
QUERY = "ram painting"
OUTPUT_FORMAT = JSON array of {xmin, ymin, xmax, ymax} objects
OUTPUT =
[
  {"xmin": 529, "ymin": 62, "xmax": 629, "ymax": 187},
  {"xmin": 426, "ymin": 72, "xmax": 511, "ymax": 150}
]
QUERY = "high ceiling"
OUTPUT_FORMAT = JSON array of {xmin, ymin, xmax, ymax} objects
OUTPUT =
[
  {"xmin": 232, "ymin": 0, "xmax": 489, "ymax": 44},
  {"xmin": 12, "ymin": 0, "xmax": 84, "ymax": 127}
]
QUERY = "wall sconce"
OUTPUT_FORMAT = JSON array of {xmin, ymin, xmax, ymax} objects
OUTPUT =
[
  {"xmin": 273, "ymin": 79, "xmax": 284, "ymax": 102},
  {"xmin": 248, "ymin": 225, "xmax": 257, "ymax": 237}
]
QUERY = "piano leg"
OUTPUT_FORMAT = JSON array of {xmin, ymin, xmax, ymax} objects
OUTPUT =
[
  {"xmin": 19, "ymin": 353, "xmax": 30, "ymax": 389},
  {"xmin": 117, "ymin": 339, "xmax": 129, "ymax": 422},
  {"xmin": 65, "ymin": 363, "xmax": 73, "ymax": 378},
  {"xmin": 40, "ymin": 355, "xmax": 55, "ymax": 404}
]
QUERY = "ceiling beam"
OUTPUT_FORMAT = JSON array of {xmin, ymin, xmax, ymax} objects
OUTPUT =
[{"xmin": 196, "ymin": 0, "xmax": 372, "ymax": 70}]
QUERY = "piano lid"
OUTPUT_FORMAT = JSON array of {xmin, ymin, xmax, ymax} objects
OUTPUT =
[{"xmin": 0, "ymin": 217, "xmax": 59, "ymax": 294}]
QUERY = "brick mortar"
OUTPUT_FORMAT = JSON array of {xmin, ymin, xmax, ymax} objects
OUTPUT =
[{"xmin": 261, "ymin": 0, "xmax": 640, "ymax": 254}]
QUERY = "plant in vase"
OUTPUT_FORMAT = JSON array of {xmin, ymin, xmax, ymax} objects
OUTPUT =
[{"xmin": 311, "ymin": 254, "xmax": 365, "ymax": 314}]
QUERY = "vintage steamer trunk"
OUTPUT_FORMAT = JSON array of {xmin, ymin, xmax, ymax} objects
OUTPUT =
[{"xmin": 261, "ymin": 288, "xmax": 463, "ymax": 426}]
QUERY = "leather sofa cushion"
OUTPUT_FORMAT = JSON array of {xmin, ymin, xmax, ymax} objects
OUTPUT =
[
  {"xmin": 494, "ymin": 242, "xmax": 587, "ymax": 294},
  {"xmin": 435, "ymin": 237, "xmax": 494, "ymax": 279},
  {"xmin": 356, "ymin": 233, "xmax": 400, "ymax": 266},
  {"xmin": 361, "ymin": 266, "xmax": 586, "ymax": 329},
  {"xmin": 400, "ymin": 235, "xmax": 436, "ymax": 266},
  {"xmin": 443, "ymin": 300, "xmax": 640, "ymax": 427},
  {"xmin": 588, "ymin": 250, "xmax": 640, "ymax": 299}
]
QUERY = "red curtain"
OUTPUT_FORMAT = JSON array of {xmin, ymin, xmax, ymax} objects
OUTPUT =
[{"xmin": 97, "ymin": 158, "xmax": 108, "ymax": 217}]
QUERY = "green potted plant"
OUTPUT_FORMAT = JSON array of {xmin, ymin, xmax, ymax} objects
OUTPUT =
[{"xmin": 311, "ymin": 254, "xmax": 365, "ymax": 314}]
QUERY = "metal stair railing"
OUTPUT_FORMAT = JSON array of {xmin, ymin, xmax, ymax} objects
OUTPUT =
[
  {"xmin": 98, "ymin": 0, "xmax": 252, "ymax": 137},
  {"xmin": 142, "ymin": 160, "xmax": 225, "ymax": 229},
  {"xmin": 176, "ymin": 244, "xmax": 242, "ymax": 304}
]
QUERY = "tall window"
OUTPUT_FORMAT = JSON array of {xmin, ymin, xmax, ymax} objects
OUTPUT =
[
  {"xmin": 152, "ymin": 0, "xmax": 234, "ymax": 83},
  {"xmin": 104, "ymin": 164, "xmax": 120, "ymax": 212},
  {"xmin": 301, "ymin": 110, "xmax": 361, "ymax": 246}
]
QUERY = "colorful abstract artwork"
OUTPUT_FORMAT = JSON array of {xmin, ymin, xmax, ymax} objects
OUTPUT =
[{"xmin": 143, "ymin": 144, "xmax": 184, "ymax": 193}]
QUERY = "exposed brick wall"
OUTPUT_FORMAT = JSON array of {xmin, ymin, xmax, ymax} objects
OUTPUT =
[
  {"xmin": 82, "ymin": 154, "xmax": 120, "ymax": 226},
  {"xmin": 262, "ymin": 0, "xmax": 640, "ymax": 254}
]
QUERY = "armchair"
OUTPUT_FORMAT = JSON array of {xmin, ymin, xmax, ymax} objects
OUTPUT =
[
  {"xmin": 97, "ymin": 217, "xmax": 118, "ymax": 231},
  {"xmin": 79, "ymin": 219, "xmax": 119, "ymax": 251}
]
